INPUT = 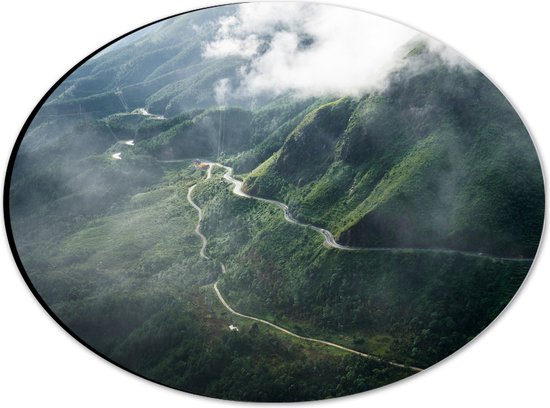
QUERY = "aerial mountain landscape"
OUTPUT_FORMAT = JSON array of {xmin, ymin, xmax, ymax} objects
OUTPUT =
[{"xmin": 6, "ymin": 3, "xmax": 544, "ymax": 402}]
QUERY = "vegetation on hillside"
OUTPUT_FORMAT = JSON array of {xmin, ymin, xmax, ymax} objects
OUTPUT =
[
  {"xmin": 244, "ymin": 50, "xmax": 543, "ymax": 258},
  {"xmin": 6, "ymin": 5, "xmax": 543, "ymax": 402},
  {"xmin": 195, "ymin": 169, "xmax": 531, "ymax": 368}
]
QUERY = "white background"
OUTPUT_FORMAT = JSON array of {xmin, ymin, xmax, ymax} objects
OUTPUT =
[{"xmin": 1, "ymin": 1, "xmax": 548, "ymax": 406}]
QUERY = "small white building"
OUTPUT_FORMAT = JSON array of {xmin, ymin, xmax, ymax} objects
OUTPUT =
[{"xmin": 228, "ymin": 324, "xmax": 239, "ymax": 332}]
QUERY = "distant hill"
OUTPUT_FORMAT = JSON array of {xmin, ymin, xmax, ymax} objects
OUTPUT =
[{"xmin": 37, "ymin": 5, "xmax": 271, "ymax": 119}]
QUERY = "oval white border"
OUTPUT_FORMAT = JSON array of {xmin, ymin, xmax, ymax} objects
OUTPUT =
[{"xmin": 1, "ymin": 1, "xmax": 548, "ymax": 407}]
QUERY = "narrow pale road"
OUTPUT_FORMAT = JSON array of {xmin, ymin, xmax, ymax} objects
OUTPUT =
[
  {"xmin": 186, "ymin": 167, "xmax": 423, "ymax": 373},
  {"xmin": 133, "ymin": 107, "xmax": 166, "ymax": 120},
  {"xmin": 187, "ymin": 184, "xmax": 209, "ymax": 259},
  {"xmin": 203, "ymin": 162, "xmax": 531, "ymax": 262},
  {"xmin": 209, "ymin": 162, "xmax": 358, "ymax": 250},
  {"xmin": 213, "ymin": 282, "xmax": 422, "ymax": 372}
]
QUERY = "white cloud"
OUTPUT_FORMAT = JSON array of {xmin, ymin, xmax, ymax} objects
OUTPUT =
[
  {"xmin": 203, "ymin": 3, "xmax": 417, "ymax": 98},
  {"xmin": 204, "ymin": 36, "xmax": 260, "ymax": 58}
]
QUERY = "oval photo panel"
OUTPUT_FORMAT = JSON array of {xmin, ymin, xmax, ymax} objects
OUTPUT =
[{"xmin": 5, "ymin": 2, "xmax": 544, "ymax": 402}]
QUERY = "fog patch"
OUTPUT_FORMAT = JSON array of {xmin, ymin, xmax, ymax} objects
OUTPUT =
[
  {"xmin": 214, "ymin": 78, "xmax": 231, "ymax": 106},
  {"xmin": 425, "ymin": 38, "xmax": 473, "ymax": 69}
]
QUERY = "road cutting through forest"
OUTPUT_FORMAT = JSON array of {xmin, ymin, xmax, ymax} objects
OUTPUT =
[
  {"xmin": 183, "ymin": 159, "xmax": 532, "ymax": 373},
  {"xmin": 187, "ymin": 161, "xmax": 532, "ymax": 261},
  {"xmin": 186, "ymin": 163, "xmax": 423, "ymax": 373}
]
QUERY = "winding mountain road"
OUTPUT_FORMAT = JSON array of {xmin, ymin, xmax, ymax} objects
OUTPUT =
[
  {"xmin": 199, "ymin": 162, "xmax": 532, "ymax": 262},
  {"xmin": 186, "ymin": 164, "xmax": 423, "ymax": 373},
  {"xmin": 213, "ymin": 281, "xmax": 422, "ymax": 371},
  {"xmin": 207, "ymin": 162, "xmax": 357, "ymax": 250},
  {"xmin": 186, "ymin": 185, "xmax": 209, "ymax": 259}
]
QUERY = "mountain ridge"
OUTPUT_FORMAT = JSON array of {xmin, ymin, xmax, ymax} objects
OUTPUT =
[{"xmin": 242, "ymin": 46, "xmax": 543, "ymax": 258}]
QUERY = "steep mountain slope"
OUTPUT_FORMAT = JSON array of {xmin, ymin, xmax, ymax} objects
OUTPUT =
[{"xmin": 244, "ymin": 45, "xmax": 544, "ymax": 258}]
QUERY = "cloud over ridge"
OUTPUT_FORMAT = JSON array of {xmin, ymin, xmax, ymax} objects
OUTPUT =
[{"xmin": 203, "ymin": 2, "xmax": 418, "ymax": 98}]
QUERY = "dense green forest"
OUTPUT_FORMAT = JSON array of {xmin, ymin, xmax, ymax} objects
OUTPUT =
[
  {"xmin": 195, "ymin": 167, "xmax": 532, "ymax": 368},
  {"xmin": 7, "ymin": 4, "xmax": 543, "ymax": 402}
]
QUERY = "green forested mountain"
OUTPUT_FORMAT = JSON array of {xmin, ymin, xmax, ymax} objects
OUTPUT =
[
  {"xmin": 6, "ymin": 4, "xmax": 544, "ymax": 402},
  {"xmin": 244, "ymin": 46, "xmax": 543, "ymax": 258}
]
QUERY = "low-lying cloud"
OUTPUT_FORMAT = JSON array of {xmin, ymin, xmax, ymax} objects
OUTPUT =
[{"xmin": 203, "ymin": 3, "xmax": 417, "ymax": 98}]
